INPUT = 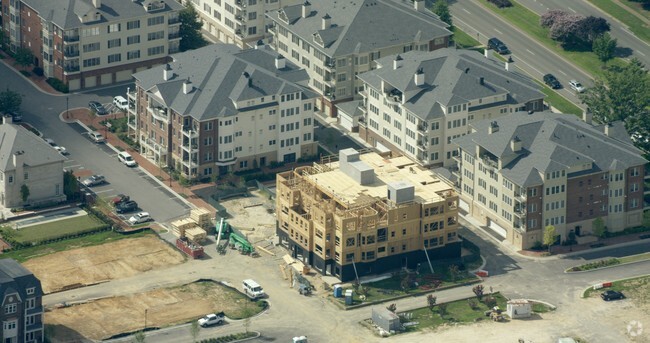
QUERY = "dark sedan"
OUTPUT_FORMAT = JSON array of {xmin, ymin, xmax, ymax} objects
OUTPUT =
[
  {"xmin": 543, "ymin": 74, "xmax": 562, "ymax": 89},
  {"xmin": 116, "ymin": 200, "xmax": 138, "ymax": 214},
  {"xmin": 88, "ymin": 101, "xmax": 109, "ymax": 115},
  {"xmin": 601, "ymin": 290, "xmax": 625, "ymax": 301}
]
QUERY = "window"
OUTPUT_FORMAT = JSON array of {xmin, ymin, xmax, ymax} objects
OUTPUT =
[
  {"xmin": 147, "ymin": 46, "xmax": 164, "ymax": 56},
  {"xmin": 204, "ymin": 137, "xmax": 213, "ymax": 146},
  {"xmin": 83, "ymin": 57, "xmax": 100, "ymax": 67},
  {"xmin": 2, "ymin": 320, "xmax": 16, "ymax": 330},
  {"xmin": 82, "ymin": 42, "xmax": 100, "ymax": 52},
  {"xmin": 107, "ymin": 38, "xmax": 121, "ymax": 48},
  {"xmin": 127, "ymin": 50, "xmax": 140, "ymax": 60},
  {"xmin": 26, "ymin": 297, "xmax": 35, "ymax": 309},
  {"xmin": 81, "ymin": 27, "xmax": 100, "ymax": 37},
  {"xmin": 148, "ymin": 31, "xmax": 165, "ymax": 41},
  {"xmin": 26, "ymin": 287, "xmax": 35, "ymax": 295},
  {"xmin": 127, "ymin": 20, "xmax": 140, "ymax": 30},
  {"xmin": 147, "ymin": 16, "xmax": 164, "ymax": 26},
  {"xmin": 107, "ymin": 23, "xmax": 120, "ymax": 33},
  {"xmin": 4, "ymin": 303, "xmax": 16, "ymax": 314},
  {"xmin": 107, "ymin": 53, "xmax": 121, "ymax": 63},
  {"xmin": 127, "ymin": 35, "xmax": 140, "ymax": 45}
]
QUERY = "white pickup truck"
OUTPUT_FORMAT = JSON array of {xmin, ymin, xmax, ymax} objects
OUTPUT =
[{"xmin": 197, "ymin": 312, "xmax": 225, "ymax": 327}]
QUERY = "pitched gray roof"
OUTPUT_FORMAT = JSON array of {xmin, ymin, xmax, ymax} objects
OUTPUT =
[
  {"xmin": 266, "ymin": 0, "xmax": 451, "ymax": 57},
  {"xmin": 453, "ymin": 112, "xmax": 647, "ymax": 186},
  {"xmin": 22, "ymin": 0, "xmax": 182, "ymax": 30},
  {"xmin": 0, "ymin": 124, "xmax": 66, "ymax": 172},
  {"xmin": 358, "ymin": 49, "xmax": 544, "ymax": 121},
  {"xmin": 133, "ymin": 44, "xmax": 314, "ymax": 121},
  {"xmin": 0, "ymin": 259, "xmax": 42, "ymax": 298}
]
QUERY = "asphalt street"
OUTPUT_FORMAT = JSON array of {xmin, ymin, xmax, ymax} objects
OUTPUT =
[
  {"xmin": 450, "ymin": 0, "xmax": 591, "ymax": 108},
  {"xmin": 0, "ymin": 62, "xmax": 191, "ymax": 222},
  {"xmin": 516, "ymin": 0, "xmax": 650, "ymax": 66}
]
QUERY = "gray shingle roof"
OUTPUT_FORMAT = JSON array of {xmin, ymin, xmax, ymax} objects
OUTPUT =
[
  {"xmin": 266, "ymin": 0, "xmax": 451, "ymax": 57},
  {"xmin": 22, "ymin": 0, "xmax": 182, "ymax": 30},
  {"xmin": 453, "ymin": 112, "xmax": 647, "ymax": 186},
  {"xmin": 133, "ymin": 44, "xmax": 313, "ymax": 121},
  {"xmin": 357, "ymin": 49, "xmax": 544, "ymax": 121},
  {"xmin": 0, "ymin": 124, "xmax": 66, "ymax": 172}
]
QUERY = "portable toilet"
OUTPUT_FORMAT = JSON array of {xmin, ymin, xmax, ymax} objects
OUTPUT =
[
  {"xmin": 345, "ymin": 289, "xmax": 354, "ymax": 305},
  {"xmin": 333, "ymin": 285, "xmax": 343, "ymax": 298}
]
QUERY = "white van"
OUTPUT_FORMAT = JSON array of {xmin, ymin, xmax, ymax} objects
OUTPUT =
[
  {"xmin": 117, "ymin": 151, "xmax": 137, "ymax": 167},
  {"xmin": 242, "ymin": 279, "xmax": 265, "ymax": 299},
  {"xmin": 113, "ymin": 96, "xmax": 128, "ymax": 111}
]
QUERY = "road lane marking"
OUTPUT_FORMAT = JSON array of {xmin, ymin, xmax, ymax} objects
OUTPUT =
[
  {"xmin": 462, "ymin": 8, "xmax": 471, "ymax": 14},
  {"xmin": 638, "ymin": 51, "xmax": 647, "ymax": 57},
  {"xmin": 526, "ymin": 49, "xmax": 535, "ymax": 55},
  {"xmin": 568, "ymin": 7, "xmax": 576, "ymax": 13},
  {"xmin": 559, "ymin": 70, "xmax": 567, "ymax": 76},
  {"xmin": 495, "ymin": 29, "xmax": 503, "ymax": 35},
  {"xmin": 622, "ymin": 27, "xmax": 633, "ymax": 35}
]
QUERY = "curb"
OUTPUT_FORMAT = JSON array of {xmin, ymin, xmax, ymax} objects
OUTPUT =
[
  {"xmin": 0, "ymin": 58, "xmax": 64, "ymax": 96},
  {"xmin": 580, "ymin": 274, "xmax": 650, "ymax": 298},
  {"xmin": 525, "ymin": 298, "xmax": 557, "ymax": 310},
  {"xmin": 566, "ymin": 257, "xmax": 650, "ymax": 274}
]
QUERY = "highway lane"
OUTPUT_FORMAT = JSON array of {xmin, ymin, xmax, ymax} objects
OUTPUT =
[
  {"xmin": 517, "ymin": 0, "xmax": 650, "ymax": 66},
  {"xmin": 451, "ymin": 0, "xmax": 591, "ymax": 109}
]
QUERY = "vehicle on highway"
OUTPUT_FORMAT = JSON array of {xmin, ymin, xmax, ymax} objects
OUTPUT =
[
  {"xmin": 88, "ymin": 101, "xmax": 109, "ymax": 115},
  {"xmin": 197, "ymin": 312, "xmax": 225, "ymax": 327},
  {"xmin": 113, "ymin": 96, "xmax": 128, "ymax": 111},
  {"xmin": 117, "ymin": 151, "xmax": 137, "ymax": 167},
  {"xmin": 53, "ymin": 146, "xmax": 69, "ymax": 155},
  {"xmin": 116, "ymin": 200, "xmax": 138, "ymax": 214},
  {"xmin": 487, "ymin": 37, "xmax": 510, "ymax": 54},
  {"xmin": 543, "ymin": 74, "xmax": 562, "ymax": 89},
  {"xmin": 243, "ymin": 279, "xmax": 265, "ymax": 299},
  {"xmin": 601, "ymin": 290, "xmax": 625, "ymax": 301},
  {"xmin": 569, "ymin": 80, "xmax": 585, "ymax": 93},
  {"xmin": 82, "ymin": 174, "xmax": 106, "ymax": 187},
  {"xmin": 89, "ymin": 131, "xmax": 105, "ymax": 143},
  {"xmin": 112, "ymin": 194, "xmax": 130, "ymax": 206},
  {"xmin": 128, "ymin": 212, "xmax": 152, "ymax": 225}
]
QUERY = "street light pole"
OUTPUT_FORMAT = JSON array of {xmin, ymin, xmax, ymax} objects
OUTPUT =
[
  {"xmin": 144, "ymin": 308, "xmax": 148, "ymax": 331},
  {"xmin": 66, "ymin": 96, "xmax": 69, "ymax": 119}
]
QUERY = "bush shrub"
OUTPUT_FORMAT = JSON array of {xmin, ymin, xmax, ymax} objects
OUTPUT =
[
  {"xmin": 32, "ymin": 67, "xmax": 44, "ymax": 76},
  {"xmin": 488, "ymin": 0, "xmax": 513, "ymax": 8},
  {"xmin": 570, "ymin": 258, "xmax": 621, "ymax": 271},
  {"xmin": 19, "ymin": 70, "xmax": 31, "ymax": 77},
  {"xmin": 46, "ymin": 77, "xmax": 69, "ymax": 93}
]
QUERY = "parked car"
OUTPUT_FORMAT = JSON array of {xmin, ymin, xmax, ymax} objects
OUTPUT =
[
  {"xmin": 601, "ymin": 290, "xmax": 625, "ymax": 301},
  {"xmin": 113, "ymin": 96, "xmax": 128, "ymax": 111},
  {"xmin": 128, "ymin": 212, "xmax": 152, "ymax": 225},
  {"xmin": 112, "ymin": 194, "xmax": 130, "ymax": 206},
  {"xmin": 117, "ymin": 151, "xmax": 137, "ymax": 167},
  {"xmin": 3, "ymin": 110, "xmax": 22, "ymax": 122},
  {"xmin": 487, "ymin": 37, "xmax": 510, "ymax": 54},
  {"xmin": 53, "ymin": 146, "xmax": 69, "ymax": 155},
  {"xmin": 88, "ymin": 101, "xmax": 109, "ymax": 115},
  {"xmin": 44, "ymin": 138, "xmax": 56, "ymax": 146},
  {"xmin": 198, "ymin": 312, "xmax": 225, "ymax": 327},
  {"xmin": 543, "ymin": 74, "xmax": 562, "ymax": 89},
  {"xmin": 82, "ymin": 175, "xmax": 106, "ymax": 187},
  {"xmin": 89, "ymin": 131, "xmax": 105, "ymax": 143},
  {"xmin": 116, "ymin": 200, "xmax": 138, "ymax": 214},
  {"xmin": 569, "ymin": 80, "xmax": 585, "ymax": 93}
]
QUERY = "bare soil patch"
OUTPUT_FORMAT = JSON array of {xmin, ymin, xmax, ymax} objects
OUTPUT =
[
  {"xmin": 45, "ymin": 280, "xmax": 263, "ymax": 341},
  {"xmin": 23, "ymin": 236, "xmax": 184, "ymax": 293},
  {"xmin": 220, "ymin": 190, "xmax": 276, "ymax": 242}
]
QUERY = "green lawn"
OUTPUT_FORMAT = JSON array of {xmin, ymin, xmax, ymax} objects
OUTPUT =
[
  {"xmin": 534, "ymin": 81, "xmax": 583, "ymax": 115},
  {"xmin": 583, "ymin": 275, "xmax": 650, "ymax": 297},
  {"xmin": 621, "ymin": 0, "xmax": 650, "ymax": 20},
  {"xmin": 479, "ymin": 0, "xmax": 627, "ymax": 79},
  {"xmin": 619, "ymin": 252, "xmax": 650, "ymax": 264},
  {"xmin": 404, "ymin": 293, "xmax": 508, "ymax": 331},
  {"xmin": 588, "ymin": 0, "xmax": 650, "ymax": 44},
  {"xmin": 2, "ymin": 215, "xmax": 107, "ymax": 243},
  {"xmin": 453, "ymin": 27, "xmax": 481, "ymax": 49},
  {"xmin": 1, "ymin": 230, "xmax": 152, "ymax": 263}
]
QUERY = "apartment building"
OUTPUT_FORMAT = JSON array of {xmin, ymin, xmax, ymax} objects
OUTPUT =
[
  {"xmin": 129, "ymin": 43, "xmax": 318, "ymax": 180},
  {"xmin": 0, "ymin": 117, "xmax": 66, "ymax": 209},
  {"xmin": 453, "ymin": 111, "xmax": 647, "ymax": 250},
  {"xmin": 356, "ymin": 49, "xmax": 544, "ymax": 169},
  {"xmin": 276, "ymin": 148, "xmax": 461, "ymax": 281},
  {"xmin": 190, "ymin": 0, "xmax": 302, "ymax": 49},
  {"xmin": 0, "ymin": 258, "xmax": 44, "ymax": 343},
  {"xmin": 266, "ymin": 0, "xmax": 452, "ymax": 118},
  {"xmin": 0, "ymin": 0, "xmax": 182, "ymax": 91}
]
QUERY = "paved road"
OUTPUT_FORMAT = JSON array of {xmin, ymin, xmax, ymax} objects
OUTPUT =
[
  {"xmin": 0, "ymin": 61, "xmax": 191, "ymax": 222},
  {"xmin": 516, "ymin": 0, "xmax": 650, "ymax": 66},
  {"xmin": 450, "ymin": 0, "xmax": 590, "ymax": 108}
]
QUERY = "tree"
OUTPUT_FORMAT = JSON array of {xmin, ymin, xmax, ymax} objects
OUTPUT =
[
  {"xmin": 20, "ymin": 184, "xmax": 30, "ymax": 204},
  {"xmin": 580, "ymin": 58, "xmax": 650, "ymax": 135},
  {"xmin": 179, "ymin": 2, "xmax": 208, "ymax": 52},
  {"xmin": 63, "ymin": 170, "xmax": 80, "ymax": 201},
  {"xmin": 472, "ymin": 285, "xmax": 484, "ymax": 301},
  {"xmin": 427, "ymin": 294, "xmax": 437, "ymax": 311},
  {"xmin": 14, "ymin": 47, "xmax": 34, "ymax": 69},
  {"xmin": 437, "ymin": 303, "xmax": 448, "ymax": 318},
  {"xmin": 133, "ymin": 331, "xmax": 146, "ymax": 343},
  {"xmin": 540, "ymin": 10, "xmax": 609, "ymax": 49},
  {"xmin": 400, "ymin": 272, "xmax": 410, "ymax": 291},
  {"xmin": 189, "ymin": 321, "xmax": 200, "ymax": 343},
  {"xmin": 592, "ymin": 33, "xmax": 617, "ymax": 65},
  {"xmin": 592, "ymin": 217, "xmax": 607, "ymax": 238},
  {"xmin": 432, "ymin": 0, "xmax": 452, "ymax": 27},
  {"xmin": 448, "ymin": 264, "xmax": 460, "ymax": 283},
  {"xmin": 386, "ymin": 303, "xmax": 397, "ymax": 313},
  {"xmin": 543, "ymin": 225, "xmax": 556, "ymax": 253},
  {"xmin": 0, "ymin": 89, "xmax": 22, "ymax": 113}
]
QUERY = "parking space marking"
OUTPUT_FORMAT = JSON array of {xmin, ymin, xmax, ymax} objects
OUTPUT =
[
  {"xmin": 93, "ymin": 189, "xmax": 115, "ymax": 194},
  {"xmin": 526, "ymin": 49, "xmax": 535, "ymax": 55},
  {"xmin": 558, "ymin": 70, "xmax": 567, "ymax": 76},
  {"xmin": 494, "ymin": 29, "xmax": 503, "ymax": 35},
  {"xmin": 637, "ymin": 51, "xmax": 646, "ymax": 57},
  {"xmin": 462, "ymin": 8, "xmax": 470, "ymax": 14}
]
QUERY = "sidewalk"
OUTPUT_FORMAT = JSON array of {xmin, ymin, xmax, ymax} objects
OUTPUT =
[
  {"xmin": 61, "ymin": 108, "xmax": 215, "ymax": 212},
  {"xmin": 0, "ymin": 51, "xmax": 60, "ymax": 95}
]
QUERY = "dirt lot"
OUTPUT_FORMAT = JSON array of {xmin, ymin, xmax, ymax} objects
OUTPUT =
[
  {"xmin": 220, "ymin": 190, "xmax": 277, "ymax": 243},
  {"xmin": 45, "ymin": 280, "xmax": 264, "ymax": 341},
  {"xmin": 23, "ymin": 236, "xmax": 185, "ymax": 293}
]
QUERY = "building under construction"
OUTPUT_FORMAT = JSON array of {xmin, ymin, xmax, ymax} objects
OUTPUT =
[{"xmin": 276, "ymin": 148, "xmax": 461, "ymax": 281}]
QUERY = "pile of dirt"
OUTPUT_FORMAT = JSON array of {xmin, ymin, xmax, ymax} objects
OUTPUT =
[
  {"xmin": 24, "ymin": 236, "xmax": 185, "ymax": 293},
  {"xmin": 45, "ymin": 280, "xmax": 263, "ymax": 341}
]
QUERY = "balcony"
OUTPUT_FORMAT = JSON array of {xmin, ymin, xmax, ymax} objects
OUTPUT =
[
  {"xmin": 417, "ymin": 140, "xmax": 428, "ymax": 150},
  {"xmin": 64, "ymin": 50, "xmax": 79, "ymax": 58},
  {"xmin": 148, "ymin": 106, "xmax": 169, "ymax": 123},
  {"xmin": 324, "ymin": 59, "xmax": 336, "ymax": 70},
  {"xmin": 236, "ymin": 29, "xmax": 244, "ymax": 37},
  {"xmin": 63, "ymin": 35, "xmax": 79, "ymax": 43},
  {"xmin": 384, "ymin": 89, "xmax": 403, "ymax": 104},
  {"xmin": 168, "ymin": 17, "xmax": 180, "ymax": 25},
  {"xmin": 64, "ymin": 65, "xmax": 80, "ymax": 73},
  {"xmin": 480, "ymin": 154, "xmax": 499, "ymax": 170},
  {"xmin": 235, "ymin": 15, "xmax": 245, "ymax": 22},
  {"xmin": 127, "ymin": 91, "xmax": 136, "ymax": 101},
  {"xmin": 168, "ymin": 32, "xmax": 180, "ymax": 40},
  {"xmin": 449, "ymin": 163, "xmax": 461, "ymax": 177},
  {"xmin": 215, "ymin": 157, "xmax": 237, "ymax": 166},
  {"xmin": 235, "ymin": 0, "xmax": 247, "ymax": 8},
  {"xmin": 181, "ymin": 157, "xmax": 199, "ymax": 168},
  {"xmin": 142, "ymin": 138, "xmax": 168, "ymax": 156},
  {"xmin": 417, "ymin": 124, "xmax": 428, "ymax": 133},
  {"xmin": 514, "ymin": 205, "xmax": 527, "ymax": 217},
  {"xmin": 181, "ymin": 142, "xmax": 199, "ymax": 153},
  {"xmin": 514, "ymin": 222, "xmax": 527, "ymax": 232},
  {"xmin": 515, "ymin": 191, "xmax": 527, "ymax": 201},
  {"xmin": 182, "ymin": 125, "xmax": 199, "ymax": 138}
]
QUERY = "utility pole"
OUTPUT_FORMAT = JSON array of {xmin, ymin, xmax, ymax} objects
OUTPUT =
[{"xmin": 66, "ymin": 96, "xmax": 69, "ymax": 119}]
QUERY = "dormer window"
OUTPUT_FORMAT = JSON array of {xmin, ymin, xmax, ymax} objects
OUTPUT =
[{"xmin": 26, "ymin": 287, "xmax": 35, "ymax": 295}]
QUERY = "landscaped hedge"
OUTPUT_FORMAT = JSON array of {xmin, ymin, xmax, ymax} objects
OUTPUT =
[
  {"xmin": 569, "ymin": 258, "xmax": 621, "ymax": 272},
  {"xmin": 488, "ymin": 0, "xmax": 513, "ymax": 8},
  {"xmin": 32, "ymin": 67, "xmax": 44, "ymax": 76},
  {"xmin": 3, "ymin": 224, "xmax": 111, "ymax": 250},
  {"xmin": 198, "ymin": 332, "xmax": 257, "ymax": 343},
  {"xmin": 46, "ymin": 77, "xmax": 69, "ymax": 93}
]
